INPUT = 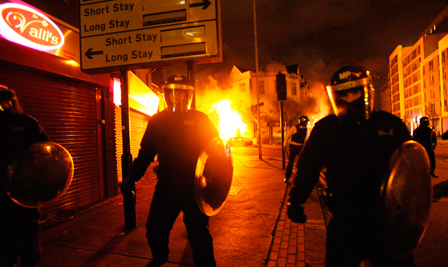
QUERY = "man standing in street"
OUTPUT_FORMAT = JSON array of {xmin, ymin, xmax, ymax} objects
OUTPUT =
[
  {"xmin": 0, "ymin": 85, "xmax": 50, "ymax": 267},
  {"xmin": 413, "ymin": 116, "xmax": 438, "ymax": 178},
  {"xmin": 284, "ymin": 116, "xmax": 309, "ymax": 184},
  {"xmin": 121, "ymin": 75, "xmax": 220, "ymax": 267},
  {"xmin": 287, "ymin": 65, "xmax": 416, "ymax": 266}
]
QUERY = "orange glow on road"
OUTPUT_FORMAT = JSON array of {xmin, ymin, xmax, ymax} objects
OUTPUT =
[{"xmin": 209, "ymin": 99, "xmax": 247, "ymax": 141}]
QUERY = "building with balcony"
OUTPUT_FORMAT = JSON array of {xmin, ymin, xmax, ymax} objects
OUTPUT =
[{"xmin": 388, "ymin": 9, "xmax": 448, "ymax": 134}]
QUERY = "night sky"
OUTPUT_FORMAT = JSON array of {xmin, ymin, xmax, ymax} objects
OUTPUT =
[
  {"xmin": 21, "ymin": 0, "xmax": 448, "ymax": 108},
  {"xmin": 214, "ymin": 0, "xmax": 448, "ymax": 89}
]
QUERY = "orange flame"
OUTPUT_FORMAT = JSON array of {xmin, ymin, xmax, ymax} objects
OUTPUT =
[{"xmin": 209, "ymin": 99, "xmax": 247, "ymax": 141}]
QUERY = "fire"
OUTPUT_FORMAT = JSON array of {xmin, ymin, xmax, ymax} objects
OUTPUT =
[{"xmin": 209, "ymin": 99, "xmax": 247, "ymax": 141}]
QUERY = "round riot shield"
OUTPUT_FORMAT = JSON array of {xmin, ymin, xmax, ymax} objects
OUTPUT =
[
  {"xmin": 378, "ymin": 140, "xmax": 432, "ymax": 258},
  {"xmin": 7, "ymin": 141, "xmax": 74, "ymax": 208},
  {"xmin": 195, "ymin": 137, "xmax": 233, "ymax": 216}
]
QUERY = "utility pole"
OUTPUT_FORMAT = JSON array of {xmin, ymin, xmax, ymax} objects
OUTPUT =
[
  {"xmin": 253, "ymin": 0, "xmax": 262, "ymax": 159},
  {"xmin": 120, "ymin": 69, "xmax": 136, "ymax": 230}
]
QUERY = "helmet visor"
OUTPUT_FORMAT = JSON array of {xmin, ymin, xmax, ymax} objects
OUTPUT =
[
  {"xmin": 327, "ymin": 85, "xmax": 374, "ymax": 121},
  {"xmin": 163, "ymin": 88, "xmax": 193, "ymax": 112}
]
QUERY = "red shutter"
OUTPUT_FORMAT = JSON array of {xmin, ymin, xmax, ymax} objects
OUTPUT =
[{"xmin": 0, "ymin": 63, "xmax": 104, "ymax": 214}]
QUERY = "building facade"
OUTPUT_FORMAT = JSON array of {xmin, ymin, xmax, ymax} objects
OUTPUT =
[
  {"xmin": 387, "ymin": 5, "xmax": 448, "ymax": 135},
  {"xmin": 389, "ymin": 33, "xmax": 448, "ymax": 134},
  {"xmin": 0, "ymin": 0, "xmax": 161, "ymax": 218},
  {"xmin": 228, "ymin": 62, "xmax": 309, "ymax": 144}
]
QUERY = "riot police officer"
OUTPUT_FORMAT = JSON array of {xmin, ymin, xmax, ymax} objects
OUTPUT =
[
  {"xmin": 121, "ymin": 75, "xmax": 220, "ymax": 267},
  {"xmin": 413, "ymin": 116, "xmax": 438, "ymax": 177},
  {"xmin": 0, "ymin": 85, "xmax": 50, "ymax": 267},
  {"xmin": 284, "ymin": 115, "xmax": 309, "ymax": 183},
  {"xmin": 286, "ymin": 66, "xmax": 415, "ymax": 266}
]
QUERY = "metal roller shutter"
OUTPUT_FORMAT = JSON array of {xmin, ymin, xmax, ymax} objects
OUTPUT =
[
  {"xmin": 115, "ymin": 107, "xmax": 150, "ymax": 182},
  {"xmin": 0, "ymin": 63, "xmax": 104, "ymax": 214}
]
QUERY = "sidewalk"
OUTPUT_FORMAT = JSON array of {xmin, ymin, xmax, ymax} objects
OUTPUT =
[
  {"xmin": 266, "ymin": 185, "xmax": 326, "ymax": 267},
  {"xmin": 38, "ymin": 152, "xmax": 326, "ymax": 267}
]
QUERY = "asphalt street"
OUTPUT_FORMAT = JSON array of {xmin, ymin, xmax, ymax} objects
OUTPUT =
[
  {"xmin": 412, "ymin": 141, "xmax": 448, "ymax": 267},
  {"xmin": 36, "ymin": 143, "xmax": 448, "ymax": 267}
]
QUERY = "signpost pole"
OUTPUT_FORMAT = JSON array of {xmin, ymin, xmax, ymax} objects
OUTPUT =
[
  {"xmin": 253, "ymin": 0, "xmax": 262, "ymax": 159},
  {"xmin": 121, "ymin": 69, "xmax": 136, "ymax": 230}
]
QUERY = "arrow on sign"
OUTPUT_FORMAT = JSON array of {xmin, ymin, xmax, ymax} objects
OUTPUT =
[
  {"xmin": 85, "ymin": 48, "xmax": 103, "ymax": 59},
  {"xmin": 189, "ymin": 0, "xmax": 211, "ymax": 10}
]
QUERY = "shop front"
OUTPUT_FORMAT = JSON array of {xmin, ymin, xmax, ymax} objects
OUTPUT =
[{"xmin": 0, "ymin": 1, "xmax": 111, "ymax": 215}]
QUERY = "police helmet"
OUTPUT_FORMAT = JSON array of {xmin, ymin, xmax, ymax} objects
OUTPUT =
[
  {"xmin": 161, "ymin": 75, "xmax": 194, "ymax": 112},
  {"xmin": 0, "ymin": 84, "xmax": 22, "ymax": 113},
  {"xmin": 420, "ymin": 116, "xmax": 430, "ymax": 126},
  {"xmin": 0, "ymin": 84, "xmax": 14, "ymax": 101},
  {"xmin": 299, "ymin": 116, "xmax": 309, "ymax": 126},
  {"xmin": 326, "ymin": 65, "xmax": 375, "ymax": 121}
]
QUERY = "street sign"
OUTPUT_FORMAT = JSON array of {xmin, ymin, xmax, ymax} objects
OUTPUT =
[{"xmin": 79, "ymin": 0, "xmax": 221, "ymax": 72}]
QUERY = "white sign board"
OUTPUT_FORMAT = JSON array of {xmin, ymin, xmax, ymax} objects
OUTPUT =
[{"xmin": 79, "ymin": 0, "xmax": 221, "ymax": 72}]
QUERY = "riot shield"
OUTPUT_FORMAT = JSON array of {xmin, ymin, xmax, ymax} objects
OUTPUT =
[
  {"xmin": 194, "ymin": 137, "xmax": 233, "ymax": 216},
  {"xmin": 7, "ymin": 141, "xmax": 74, "ymax": 208},
  {"xmin": 378, "ymin": 140, "xmax": 432, "ymax": 258}
]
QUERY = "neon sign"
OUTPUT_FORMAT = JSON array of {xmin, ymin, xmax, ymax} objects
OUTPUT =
[{"xmin": 0, "ymin": 3, "xmax": 64, "ymax": 51}]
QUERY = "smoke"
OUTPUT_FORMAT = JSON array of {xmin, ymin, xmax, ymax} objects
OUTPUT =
[{"xmin": 283, "ymin": 81, "xmax": 332, "ymax": 127}]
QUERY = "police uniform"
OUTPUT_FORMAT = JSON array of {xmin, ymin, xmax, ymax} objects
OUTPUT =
[
  {"xmin": 413, "ymin": 121, "xmax": 437, "ymax": 177},
  {"xmin": 287, "ymin": 65, "xmax": 419, "ymax": 267},
  {"xmin": 129, "ymin": 109, "xmax": 219, "ymax": 267},
  {"xmin": 0, "ymin": 109, "xmax": 49, "ymax": 267},
  {"xmin": 285, "ymin": 124, "xmax": 307, "ymax": 180},
  {"xmin": 290, "ymin": 110, "xmax": 414, "ymax": 266}
]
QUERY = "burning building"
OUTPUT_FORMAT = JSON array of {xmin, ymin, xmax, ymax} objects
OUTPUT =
[{"xmin": 195, "ymin": 61, "xmax": 331, "ymax": 145}]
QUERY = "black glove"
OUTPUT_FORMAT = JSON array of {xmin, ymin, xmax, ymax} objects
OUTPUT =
[{"xmin": 287, "ymin": 201, "xmax": 307, "ymax": 223}]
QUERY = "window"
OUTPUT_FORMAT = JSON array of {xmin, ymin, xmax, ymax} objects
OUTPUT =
[
  {"xmin": 391, "ymin": 65, "xmax": 398, "ymax": 76},
  {"xmin": 239, "ymin": 83, "xmax": 245, "ymax": 92},
  {"xmin": 393, "ymin": 93, "xmax": 400, "ymax": 102},
  {"xmin": 391, "ymin": 55, "xmax": 398, "ymax": 66},
  {"xmin": 291, "ymin": 83, "xmax": 297, "ymax": 96},
  {"xmin": 258, "ymin": 81, "xmax": 265, "ymax": 94},
  {"xmin": 414, "ymin": 96, "xmax": 420, "ymax": 106},
  {"xmin": 414, "ymin": 84, "xmax": 420, "ymax": 94},
  {"xmin": 392, "ymin": 84, "xmax": 399, "ymax": 94},
  {"xmin": 392, "ymin": 74, "xmax": 399, "ymax": 84}
]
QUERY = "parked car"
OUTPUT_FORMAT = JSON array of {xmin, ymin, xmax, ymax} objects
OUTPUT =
[{"xmin": 227, "ymin": 137, "xmax": 253, "ymax": 147}]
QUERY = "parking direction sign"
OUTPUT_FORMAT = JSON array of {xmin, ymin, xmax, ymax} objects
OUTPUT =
[{"xmin": 79, "ymin": 0, "xmax": 221, "ymax": 72}]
